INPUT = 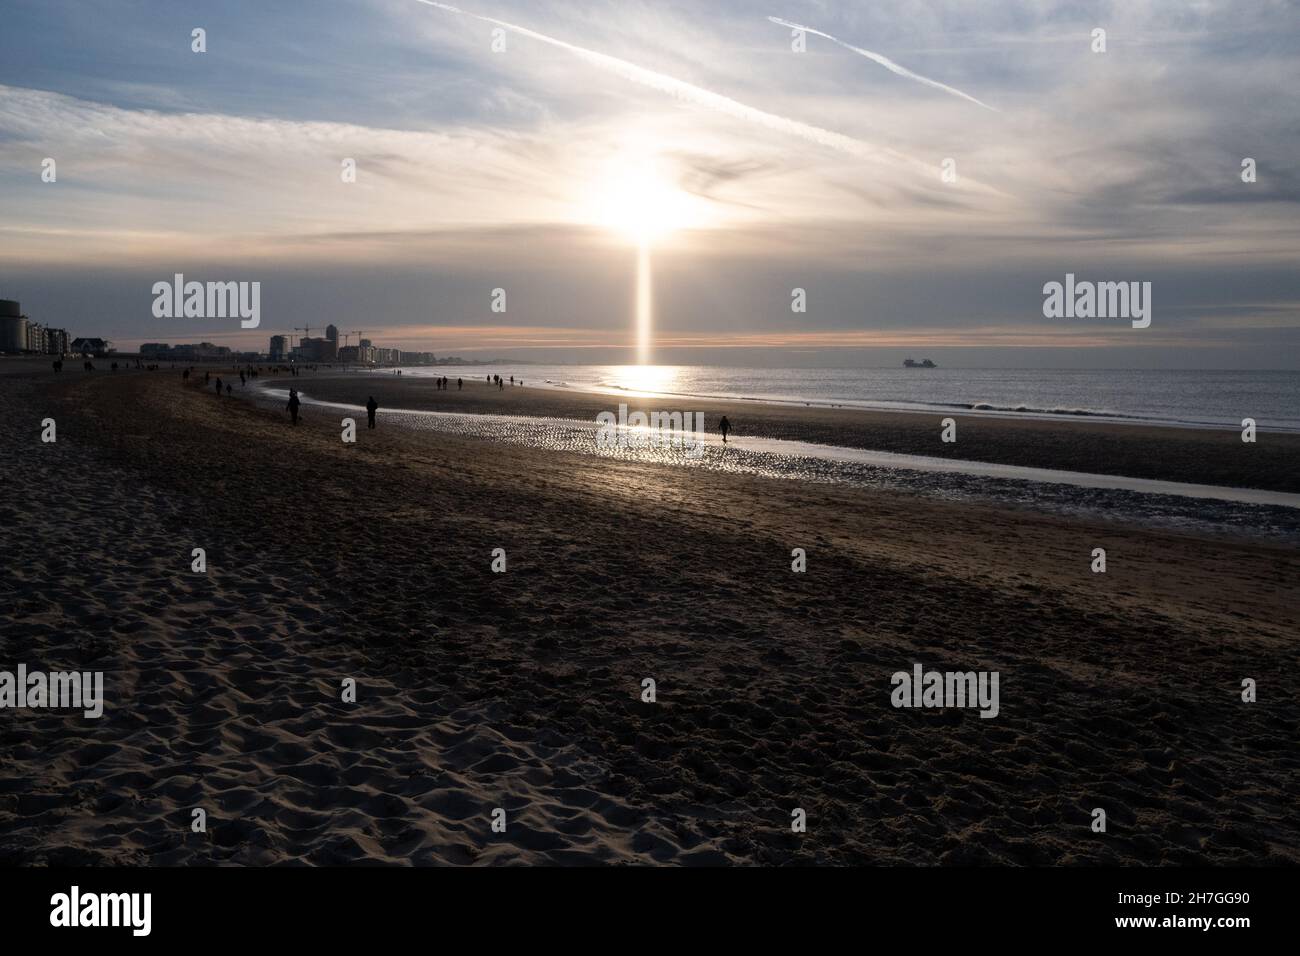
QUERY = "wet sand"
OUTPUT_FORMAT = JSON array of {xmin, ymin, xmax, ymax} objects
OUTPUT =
[
  {"xmin": 275, "ymin": 370, "xmax": 1300, "ymax": 493},
  {"xmin": 1, "ymin": 365, "xmax": 1297, "ymax": 865}
]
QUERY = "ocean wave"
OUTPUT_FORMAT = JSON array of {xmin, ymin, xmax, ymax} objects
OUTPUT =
[{"xmin": 937, "ymin": 401, "xmax": 1150, "ymax": 421}]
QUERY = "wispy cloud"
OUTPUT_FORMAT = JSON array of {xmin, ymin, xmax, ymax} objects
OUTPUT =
[
  {"xmin": 413, "ymin": 1, "xmax": 926, "ymax": 169},
  {"xmin": 767, "ymin": 16, "xmax": 999, "ymax": 112}
]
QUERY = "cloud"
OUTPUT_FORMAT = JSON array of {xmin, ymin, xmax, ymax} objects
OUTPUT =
[
  {"xmin": 412, "ymin": 1, "xmax": 928, "ymax": 170},
  {"xmin": 766, "ymin": 16, "xmax": 999, "ymax": 112}
]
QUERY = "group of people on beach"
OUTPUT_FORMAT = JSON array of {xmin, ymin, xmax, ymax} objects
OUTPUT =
[{"xmin": 172, "ymin": 364, "xmax": 735, "ymax": 444}]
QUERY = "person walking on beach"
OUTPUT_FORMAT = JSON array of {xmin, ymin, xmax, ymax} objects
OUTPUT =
[
  {"xmin": 719, "ymin": 415, "xmax": 731, "ymax": 444},
  {"xmin": 286, "ymin": 388, "xmax": 301, "ymax": 425},
  {"xmin": 226, "ymin": 383, "xmax": 233, "ymax": 396},
  {"xmin": 366, "ymin": 396, "xmax": 378, "ymax": 429},
  {"xmin": 215, "ymin": 376, "xmax": 223, "ymax": 395},
  {"xmin": 457, "ymin": 377, "xmax": 462, "ymax": 390}
]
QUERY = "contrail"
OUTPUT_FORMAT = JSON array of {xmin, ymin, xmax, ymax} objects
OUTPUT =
[
  {"xmin": 768, "ymin": 16, "xmax": 999, "ymax": 113},
  {"xmin": 413, "ymin": 0, "xmax": 926, "ymax": 170}
]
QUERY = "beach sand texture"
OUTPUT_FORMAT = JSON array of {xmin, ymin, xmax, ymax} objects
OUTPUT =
[{"xmin": 1, "ymin": 366, "xmax": 1296, "ymax": 865}]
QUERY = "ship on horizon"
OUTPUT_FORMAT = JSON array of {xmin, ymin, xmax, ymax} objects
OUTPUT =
[{"xmin": 903, "ymin": 358, "xmax": 937, "ymax": 368}]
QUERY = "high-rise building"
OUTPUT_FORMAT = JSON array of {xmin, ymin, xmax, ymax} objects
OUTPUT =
[
  {"xmin": 298, "ymin": 337, "xmax": 337, "ymax": 362},
  {"xmin": 0, "ymin": 299, "xmax": 28, "ymax": 352},
  {"xmin": 269, "ymin": 335, "xmax": 289, "ymax": 361},
  {"xmin": 44, "ymin": 328, "xmax": 70, "ymax": 355},
  {"xmin": 325, "ymin": 324, "xmax": 339, "ymax": 343},
  {"xmin": 25, "ymin": 321, "xmax": 47, "ymax": 353}
]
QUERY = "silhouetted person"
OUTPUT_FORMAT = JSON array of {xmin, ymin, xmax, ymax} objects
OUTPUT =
[
  {"xmin": 215, "ymin": 377, "xmax": 223, "ymax": 395},
  {"xmin": 719, "ymin": 415, "xmax": 731, "ymax": 444},
  {"xmin": 457, "ymin": 377, "xmax": 462, "ymax": 390},
  {"xmin": 182, "ymin": 369, "xmax": 190, "ymax": 383},
  {"xmin": 226, "ymin": 383, "xmax": 232, "ymax": 396},
  {"xmin": 366, "ymin": 396, "xmax": 378, "ymax": 429},
  {"xmin": 286, "ymin": 389, "xmax": 301, "ymax": 425}
]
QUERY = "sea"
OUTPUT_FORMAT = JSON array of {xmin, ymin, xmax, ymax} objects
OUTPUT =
[{"xmin": 393, "ymin": 365, "xmax": 1300, "ymax": 433}]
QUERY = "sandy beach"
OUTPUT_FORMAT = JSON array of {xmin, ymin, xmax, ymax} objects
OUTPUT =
[{"xmin": 1, "ymin": 362, "xmax": 1297, "ymax": 865}]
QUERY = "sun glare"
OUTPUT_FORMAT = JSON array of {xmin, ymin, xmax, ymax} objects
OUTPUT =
[
  {"xmin": 607, "ymin": 364, "xmax": 679, "ymax": 396},
  {"xmin": 593, "ymin": 161, "xmax": 703, "ymax": 243}
]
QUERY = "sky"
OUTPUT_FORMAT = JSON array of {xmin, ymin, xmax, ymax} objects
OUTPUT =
[{"xmin": 1, "ymin": 0, "xmax": 1297, "ymax": 367}]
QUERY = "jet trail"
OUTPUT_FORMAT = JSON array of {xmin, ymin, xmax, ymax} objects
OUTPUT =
[
  {"xmin": 768, "ymin": 16, "xmax": 999, "ymax": 113},
  {"xmin": 412, "ymin": 0, "xmax": 925, "ymax": 170}
]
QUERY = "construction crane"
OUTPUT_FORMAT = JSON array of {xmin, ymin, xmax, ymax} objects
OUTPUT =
[{"xmin": 292, "ymin": 325, "xmax": 312, "ymax": 346}]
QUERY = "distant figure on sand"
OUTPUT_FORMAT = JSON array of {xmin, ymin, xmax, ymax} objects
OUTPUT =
[
  {"xmin": 215, "ymin": 377, "xmax": 223, "ymax": 395},
  {"xmin": 457, "ymin": 378, "xmax": 462, "ymax": 390},
  {"xmin": 366, "ymin": 396, "xmax": 378, "ymax": 429},
  {"xmin": 226, "ymin": 383, "xmax": 232, "ymax": 396},
  {"xmin": 286, "ymin": 389, "xmax": 301, "ymax": 425},
  {"xmin": 719, "ymin": 415, "xmax": 731, "ymax": 444}
]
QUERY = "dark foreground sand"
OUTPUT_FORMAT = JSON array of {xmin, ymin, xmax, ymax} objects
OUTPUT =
[{"xmin": 1, "ymin": 365, "xmax": 1296, "ymax": 865}]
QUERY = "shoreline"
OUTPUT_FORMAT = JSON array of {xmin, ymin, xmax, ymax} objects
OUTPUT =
[
  {"xmin": 252, "ymin": 369, "xmax": 1300, "ymax": 494},
  {"xmin": 253, "ymin": 384, "xmax": 1300, "ymax": 515}
]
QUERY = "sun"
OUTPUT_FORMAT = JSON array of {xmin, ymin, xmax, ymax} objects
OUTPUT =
[{"xmin": 592, "ymin": 161, "xmax": 702, "ymax": 243}]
